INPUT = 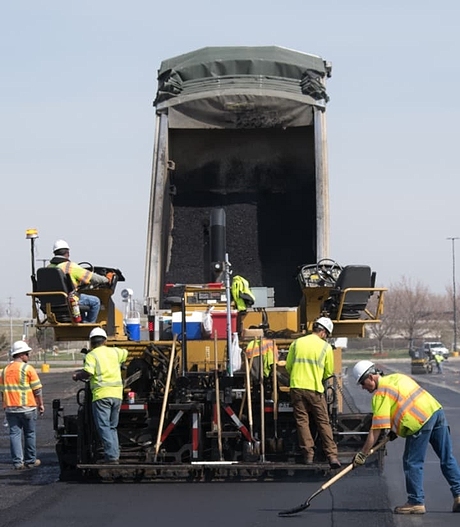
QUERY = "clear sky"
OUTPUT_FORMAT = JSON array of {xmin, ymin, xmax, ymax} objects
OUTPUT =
[{"xmin": 1, "ymin": 0, "xmax": 459, "ymax": 315}]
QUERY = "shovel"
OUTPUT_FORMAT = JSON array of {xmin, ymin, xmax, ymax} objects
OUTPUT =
[{"xmin": 278, "ymin": 435, "xmax": 390, "ymax": 516}]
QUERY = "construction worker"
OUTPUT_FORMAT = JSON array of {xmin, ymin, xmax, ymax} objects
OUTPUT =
[
  {"xmin": 0, "ymin": 341, "xmax": 44, "ymax": 470},
  {"xmin": 72, "ymin": 328, "xmax": 128, "ymax": 464},
  {"xmin": 434, "ymin": 352, "xmax": 444, "ymax": 374},
  {"xmin": 352, "ymin": 360, "xmax": 460, "ymax": 514},
  {"xmin": 49, "ymin": 239, "xmax": 109, "ymax": 323},
  {"xmin": 285, "ymin": 317, "xmax": 341, "ymax": 468}
]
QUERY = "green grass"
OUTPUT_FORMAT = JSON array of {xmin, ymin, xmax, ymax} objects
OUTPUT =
[{"xmin": 342, "ymin": 348, "xmax": 410, "ymax": 361}]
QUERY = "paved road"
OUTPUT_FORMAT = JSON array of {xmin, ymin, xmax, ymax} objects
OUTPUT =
[{"xmin": 0, "ymin": 359, "xmax": 459, "ymax": 526}]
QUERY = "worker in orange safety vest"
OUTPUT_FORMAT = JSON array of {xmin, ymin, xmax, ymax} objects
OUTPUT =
[{"xmin": 0, "ymin": 341, "xmax": 44, "ymax": 470}]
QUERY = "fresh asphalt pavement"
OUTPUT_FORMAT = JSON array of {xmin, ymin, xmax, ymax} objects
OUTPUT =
[{"xmin": 0, "ymin": 359, "xmax": 459, "ymax": 526}]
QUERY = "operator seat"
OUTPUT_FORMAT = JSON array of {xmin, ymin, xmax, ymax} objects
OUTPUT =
[
  {"xmin": 321, "ymin": 265, "xmax": 373, "ymax": 320},
  {"xmin": 35, "ymin": 267, "xmax": 89, "ymax": 323}
]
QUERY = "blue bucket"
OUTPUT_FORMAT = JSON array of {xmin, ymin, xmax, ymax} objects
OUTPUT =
[{"xmin": 125, "ymin": 318, "xmax": 141, "ymax": 341}]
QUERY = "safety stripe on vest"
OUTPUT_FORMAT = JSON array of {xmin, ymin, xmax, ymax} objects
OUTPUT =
[
  {"xmin": 91, "ymin": 349, "xmax": 124, "ymax": 390},
  {"xmin": 377, "ymin": 384, "xmax": 429, "ymax": 431},
  {"xmin": 58, "ymin": 261, "xmax": 92, "ymax": 286},
  {"xmin": 291, "ymin": 340, "xmax": 329, "ymax": 369},
  {"xmin": 246, "ymin": 339, "xmax": 277, "ymax": 358},
  {"xmin": 2, "ymin": 363, "xmax": 38, "ymax": 406}
]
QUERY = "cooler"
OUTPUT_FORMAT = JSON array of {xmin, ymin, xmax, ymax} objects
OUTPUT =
[
  {"xmin": 211, "ymin": 310, "xmax": 237, "ymax": 339},
  {"xmin": 172, "ymin": 311, "xmax": 203, "ymax": 340}
]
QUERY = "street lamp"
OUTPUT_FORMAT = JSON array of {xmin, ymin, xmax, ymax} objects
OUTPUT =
[{"xmin": 447, "ymin": 237, "xmax": 459, "ymax": 352}]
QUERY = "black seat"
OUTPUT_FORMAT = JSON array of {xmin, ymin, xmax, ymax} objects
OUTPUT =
[
  {"xmin": 35, "ymin": 267, "xmax": 88, "ymax": 323},
  {"xmin": 321, "ymin": 265, "xmax": 373, "ymax": 320}
]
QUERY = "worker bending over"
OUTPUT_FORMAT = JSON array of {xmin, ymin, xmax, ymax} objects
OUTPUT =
[{"xmin": 352, "ymin": 360, "xmax": 460, "ymax": 514}]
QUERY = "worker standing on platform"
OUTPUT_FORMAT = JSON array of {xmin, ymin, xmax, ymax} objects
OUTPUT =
[
  {"xmin": 286, "ymin": 317, "xmax": 341, "ymax": 468},
  {"xmin": 72, "ymin": 328, "xmax": 128, "ymax": 464}
]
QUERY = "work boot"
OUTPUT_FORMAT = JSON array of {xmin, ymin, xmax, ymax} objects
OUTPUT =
[
  {"xmin": 25, "ymin": 459, "xmax": 41, "ymax": 469},
  {"xmin": 303, "ymin": 453, "xmax": 314, "ymax": 465},
  {"xmin": 14, "ymin": 464, "xmax": 25, "ymax": 470},
  {"xmin": 394, "ymin": 503, "xmax": 426, "ymax": 514},
  {"xmin": 328, "ymin": 456, "xmax": 341, "ymax": 469},
  {"xmin": 453, "ymin": 496, "xmax": 460, "ymax": 512}
]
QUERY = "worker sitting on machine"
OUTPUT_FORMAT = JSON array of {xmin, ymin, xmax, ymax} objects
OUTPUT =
[{"xmin": 48, "ymin": 239, "xmax": 110, "ymax": 323}]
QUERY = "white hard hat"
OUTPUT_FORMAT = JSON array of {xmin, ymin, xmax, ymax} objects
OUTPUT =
[
  {"xmin": 315, "ymin": 317, "xmax": 334, "ymax": 336},
  {"xmin": 11, "ymin": 340, "xmax": 32, "ymax": 357},
  {"xmin": 89, "ymin": 327, "xmax": 107, "ymax": 340},
  {"xmin": 53, "ymin": 239, "xmax": 70, "ymax": 253},
  {"xmin": 352, "ymin": 360, "xmax": 376, "ymax": 384}
]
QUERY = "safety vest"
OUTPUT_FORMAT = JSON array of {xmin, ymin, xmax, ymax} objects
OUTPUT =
[
  {"xmin": 245, "ymin": 338, "xmax": 278, "ymax": 377},
  {"xmin": 285, "ymin": 333, "xmax": 333, "ymax": 392},
  {"xmin": 371, "ymin": 373, "xmax": 441, "ymax": 437},
  {"xmin": 231, "ymin": 275, "xmax": 255, "ymax": 312},
  {"xmin": 49, "ymin": 260, "xmax": 93, "ymax": 289},
  {"xmin": 84, "ymin": 346, "xmax": 128, "ymax": 401},
  {"xmin": 0, "ymin": 362, "xmax": 42, "ymax": 409}
]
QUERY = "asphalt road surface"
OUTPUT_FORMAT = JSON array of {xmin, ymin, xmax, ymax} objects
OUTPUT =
[{"xmin": 0, "ymin": 359, "xmax": 459, "ymax": 527}]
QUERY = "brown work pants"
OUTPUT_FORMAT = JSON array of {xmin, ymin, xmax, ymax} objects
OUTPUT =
[{"xmin": 290, "ymin": 388, "xmax": 338, "ymax": 459}]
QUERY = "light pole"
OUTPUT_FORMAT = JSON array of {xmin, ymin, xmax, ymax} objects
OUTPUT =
[{"xmin": 447, "ymin": 237, "xmax": 459, "ymax": 352}]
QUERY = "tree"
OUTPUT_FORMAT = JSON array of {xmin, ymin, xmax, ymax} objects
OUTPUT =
[
  {"xmin": 390, "ymin": 276, "xmax": 432, "ymax": 348},
  {"xmin": 367, "ymin": 290, "xmax": 399, "ymax": 352}
]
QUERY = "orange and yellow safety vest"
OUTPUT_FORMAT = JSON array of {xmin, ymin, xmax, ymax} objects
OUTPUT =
[
  {"xmin": 371, "ymin": 373, "xmax": 441, "ymax": 437},
  {"xmin": 0, "ymin": 362, "xmax": 42, "ymax": 408}
]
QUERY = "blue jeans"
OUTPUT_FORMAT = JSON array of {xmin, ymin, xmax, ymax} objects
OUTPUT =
[
  {"xmin": 6, "ymin": 409, "xmax": 37, "ymax": 467},
  {"xmin": 403, "ymin": 408, "xmax": 460, "ymax": 504},
  {"xmin": 92, "ymin": 398, "xmax": 121, "ymax": 461},
  {"xmin": 79, "ymin": 294, "xmax": 101, "ymax": 323}
]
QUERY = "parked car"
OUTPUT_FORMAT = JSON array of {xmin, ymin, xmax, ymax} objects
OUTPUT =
[{"xmin": 422, "ymin": 341, "xmax": 449, "ymax": 359}]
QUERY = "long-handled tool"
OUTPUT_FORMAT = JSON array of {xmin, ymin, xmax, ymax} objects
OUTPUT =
[
  {"xmin": 278, "ymin": 435, "xmax": 390, "ymax": 516},
  {"xmin": 214, "ymin": 331, "xmax": 224, "ymax": 461},
  {"xmin": 153, "ymin": 335, "xmax": 177, "ymax": 461},
  {"xmin": 259, "ymin": 349, "xmax": 266, "ymax": 462}
]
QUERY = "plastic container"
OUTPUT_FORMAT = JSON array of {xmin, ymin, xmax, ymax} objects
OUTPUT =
[
  {"xmin": 125, "ymin": 311, "xmax": 141, "ymax": 341},
  {"xmin": 172, "ymin": 311, "xmax": 203, "ymax": 340},
  {"xmin": 211, "ymin": 310, "xmax": 237, "ymax": 339}
]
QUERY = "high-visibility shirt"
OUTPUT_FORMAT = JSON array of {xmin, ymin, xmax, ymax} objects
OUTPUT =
[
  {"xmin": 245, "ymin": 338, "xmax": 278, "ymax": 377},
  {"xmin": 371, "ymin": 373, "xmax": 441, "ymax": 437},
  {"xmin": 434, "ymin": 354, "xmax": 444, "ymax": 364},
  {"xmin": 285, "ymin": 333, "xmax": 333, "ymax": 392},
  {"xmin": 49, "ymin": 259, "xmax": 107, "ymax": 289},
  {"xmin": 0, "ymin": 362, "xmax": 42, "ymax": 409},
  {"xmin": 84, "ymin": 345, "xmax": 128, "ymax": 401},
  {"xmin": 231, "ymin": 275, "xmax": 255, "ymax": 312}
]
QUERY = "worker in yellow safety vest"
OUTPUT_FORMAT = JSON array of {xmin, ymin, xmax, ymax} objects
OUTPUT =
[
  {"xmin": 285, "ymin": 317, "xmax": 341, "ymax": 468},
  {"xmin": 352, "ymin": 360, "xmax": 460, "ymax": 515},
  {"xmin": 245, "ymin": 338, "xmax": 278, "ymax": 379},
  {"xmin": 73, "ymin": 327, "xmax": 128, "ymax": 464},
  {"xmin": 48, "ymin": 239, "xmax": 110, "ymax": 323},
  {"xmin": 0, "ymin": 341, "xmax": 44, "ymax": 470}
]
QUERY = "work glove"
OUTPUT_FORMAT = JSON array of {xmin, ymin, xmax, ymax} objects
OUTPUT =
[
  {"xmin": 352, "ymin": 451, "xmax": 367, "ymax": 468},
  {"xmin": 387, "ymin": 431, "xmax": 398, "ymax": 441}
]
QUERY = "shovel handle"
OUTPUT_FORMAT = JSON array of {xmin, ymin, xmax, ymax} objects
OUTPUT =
[{"xmin": 320, "ymin": 435, "xmax": 390, "ymax": 492}]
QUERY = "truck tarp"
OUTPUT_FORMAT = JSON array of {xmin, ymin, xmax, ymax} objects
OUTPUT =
[{"xmin": 154, "ymin": 46, "xmax": 330, "ymax": 129}]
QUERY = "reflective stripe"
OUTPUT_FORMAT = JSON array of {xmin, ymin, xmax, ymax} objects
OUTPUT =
[
  {"xmin": 371, "ymin": 374, "xmax": 441, "ymax": 437},
  {"xmin": 84, "ymin": 346, "xmax": 128, "ymax": 401},
  {"xmin": 0, "ymin": 363, "xmax": 41, "ymax": 407},
  {"xmin": 285, "ymin": 334, "xmax": 334, "ymax": 392},
  {"xmin": 291, "ymin": 341, "xmax": 328, "ymax": 369}
]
